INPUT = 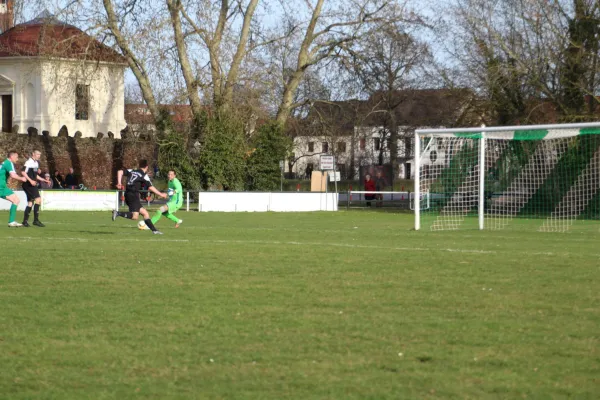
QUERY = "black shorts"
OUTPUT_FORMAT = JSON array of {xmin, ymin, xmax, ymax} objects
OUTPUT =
[
  {"xmin": 23, "ymin": 185, "xmax": 40, "ymax": 201},
  {"xmin": 125, "ymin": 191, "xmax": 143, "ymax": 213}
]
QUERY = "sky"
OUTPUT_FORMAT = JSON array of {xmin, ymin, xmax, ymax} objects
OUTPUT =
[{"xmin": 16, "ymin": 0, "xmax": 458, "ymax": 104}]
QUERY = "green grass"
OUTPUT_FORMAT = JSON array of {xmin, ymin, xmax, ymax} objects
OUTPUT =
[{"xmin": 0, "ymin": 211, "xmax": 598, "ymax": 399}]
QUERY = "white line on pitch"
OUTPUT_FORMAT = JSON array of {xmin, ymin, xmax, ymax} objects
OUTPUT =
[
  {"xmin": 39, "ymin": 222, "xmax": 600, "ymax": 242},
  {"xmin": 2, "ymin": 236, "xmax": 597, "ymax": 257},
  {"xmin": 187, "ymin": 239, "xmax": 600, "ymax": 257}
]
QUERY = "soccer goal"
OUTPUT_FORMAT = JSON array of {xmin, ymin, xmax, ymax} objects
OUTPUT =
[{"xmin": 414, "ymin": 122, "xmax": 600, "ymax": 232}]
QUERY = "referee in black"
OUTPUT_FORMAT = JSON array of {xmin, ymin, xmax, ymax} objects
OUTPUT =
[{"xmin": 21, "ymin": 149, "xmax": 51, "ymax": 227}]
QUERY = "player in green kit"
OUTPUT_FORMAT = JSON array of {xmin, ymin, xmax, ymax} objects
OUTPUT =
[
  {"xmin": 151, "ymin": 170, "xmax": 184, "ymax": 228},
  {"xmin": 0, "ymin": 150, "xmax": 28, "ymax": 227}
]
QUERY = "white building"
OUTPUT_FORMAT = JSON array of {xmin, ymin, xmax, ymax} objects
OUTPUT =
[
  {"xmin": 291, "ymin": 126, "xmax": 415, "ymax": 180},
  {"xmin": 0, "ymin": 9, "xmax": 127, "ymax": 137},
  {"xmin": 289, "ymin": 89, "xmax": 482, "ymax": 180}
]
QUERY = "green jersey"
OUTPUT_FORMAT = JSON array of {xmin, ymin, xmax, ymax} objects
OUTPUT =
[
  {"xmin": 0, "ymin": 159, "xmax": 15, "ymax": 188},
  {"xmin": 168, "ymin": 178, "xmax": 183, "ymax": 205}
]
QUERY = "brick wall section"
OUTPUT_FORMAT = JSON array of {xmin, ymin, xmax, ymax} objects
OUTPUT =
[{"xmin": 0, "ymin": 133, "xmax": 155, "ymax": 189}]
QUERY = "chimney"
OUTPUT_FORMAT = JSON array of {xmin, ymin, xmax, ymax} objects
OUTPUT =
[{"xmin": 0, "ymin": 0, "xmax": 14, "ymax": 34}]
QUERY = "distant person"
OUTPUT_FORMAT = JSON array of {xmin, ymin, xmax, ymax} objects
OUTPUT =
[
  {"xmin": 375, "ymin": 170, "xmax": 386, "ymax": 207},
  {"xmin": 65, "ymin": 167, "xmax": 78, "ymax": 189},
  {"xmin": 52, "ymin": 170, "xmax": 64, "ymax": 188},
  {"xmin": 150, "ymin": 170, "xmax": 184, "ymax": 229},
  {"xmin": 305, "ymin": 164, "xmax": 313, "ymax": 180},
  {"xmin": 364, "ymin": 174, "xmax": 376, "ymax": 207},
  {"xmin": 40, "ymin": 173, "xmax": 53, "ymax": 189},
  {"xmin": 21, "ymin": 149, "xmax": 51, "ymax": 227}
]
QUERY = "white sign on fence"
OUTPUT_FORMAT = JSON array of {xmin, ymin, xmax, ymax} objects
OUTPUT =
[
  {"xmin": 328, "ymin": 171, "xmax": 341, "ymax": 182},
  {"xmin": 320, "ymin": 155, "xmax": 335, "ymax": 170}
]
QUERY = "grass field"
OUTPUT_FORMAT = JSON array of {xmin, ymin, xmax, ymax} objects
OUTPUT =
[{"xmin": 0, "ymin": 210, "xmax": 598, "ymax": 399}]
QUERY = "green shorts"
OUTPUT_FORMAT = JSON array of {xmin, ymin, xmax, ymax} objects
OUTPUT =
[
  {"xmin": 167, "ymin": 201, "xmax": 183, "ymax": 214},
  {"xmin": 0, "ymin": 187, "xmax": 14, "ymax": 199}
]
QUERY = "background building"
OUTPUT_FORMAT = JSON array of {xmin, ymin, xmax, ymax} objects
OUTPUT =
[{"xmin": 0, "ymin": 7, "xmax": 127, "ymax": 137}]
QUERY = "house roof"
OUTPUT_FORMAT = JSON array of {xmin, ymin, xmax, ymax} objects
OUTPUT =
[
  {"xmin": 306, "ymin": 89, "xmax": 481, "ymax": 133},
  {"xmin": 0, "ymin": 12, "xmax": 127, "ymax": 64}
]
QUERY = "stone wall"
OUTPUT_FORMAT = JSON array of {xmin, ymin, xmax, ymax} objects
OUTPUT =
[{"xmin": 0, "ymin": 132, "xmax": 156, "ymax": 189}]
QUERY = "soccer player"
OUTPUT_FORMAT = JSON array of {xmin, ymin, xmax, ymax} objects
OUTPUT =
[
  {"xmin": 112, "ymin": 159, "xmax": 167, "ymax": 235},
  {"xmin": 21, "ymin": 150, "xmax": 51, "ymax": 227},
  {"xmin": 0, "ymin": 150, "xmax": 28, "ymax": 227},
  {"xmin": 151, "ymin": 170, "xmax": 184, "ymax": 228}
]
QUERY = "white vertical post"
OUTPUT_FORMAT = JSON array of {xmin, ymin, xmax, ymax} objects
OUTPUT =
[
  {"xmin": 414, "ymin": 131, "xmax": 421, "ymax": 230},
  {"xmin": 478, "ymin": 132, "xmax": 486, "ymax": 230},
  {"xmin": 186, "ymin": 191, "xmax": 190, "ymax": 212}
]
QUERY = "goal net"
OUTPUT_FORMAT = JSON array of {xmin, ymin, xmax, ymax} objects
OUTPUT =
[{"xmin": 414, "ymin": 123, "xmax": 600, "ymax": 232}]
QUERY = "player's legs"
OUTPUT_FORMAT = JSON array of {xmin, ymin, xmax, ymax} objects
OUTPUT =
[
  {"xmin": 26, "ymin": 196, "xmax": 43, "ymax": 227},
  {"xmin": 2, "ymin": 189, "xmax": 22, "ymax": 227},
  {"xmin": 168, "ymin": 202, "xmax": 183, "ymax": 226},
  {"xmin": 151, "ymin": 205, "xmax": 167, "ymax": 224},
  {"xmin": 22, "ymin": 186, "xmax": 40, "ymax": 226},
  {"xmin": 113, "ymin": 192, "xmax": 161, "ymax": 234},
  {"xmin": 152, "ymin": 202, "xmax": 182, "ymax": 226},
  {"xmin": 139, "ymin": 207, "xmax": 161, "ymax": 234},
  {"xmin": 114, "ymin": 192, "xmax": 140, "ymax": 220}
]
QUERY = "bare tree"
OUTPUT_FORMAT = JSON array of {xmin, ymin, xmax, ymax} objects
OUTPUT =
[
  {"xmin": 440, "ymin": 0, "xmax": 600, "ymax": 124},
  {"xmin": 344, "ymin": 24, "xmax": 432, "ymax": 176},
  {"xmin": 178, "ymin": 0, "xmax": 260, "ymax": 112},
  {"xmin": 271, "ymin": 0, "xmax": 416, "ymax": 127},
  {"xmin": 101, "ymin": 0, "xmax": 163, "ymax": 123}
]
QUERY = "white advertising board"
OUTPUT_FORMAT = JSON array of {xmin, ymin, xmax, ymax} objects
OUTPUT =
[
  {"xmin": 41, "ymin": 191, "xmax": 118, "ymax": 211},
  {"xmin": 0, "ymin": 190, "xmax": 28, "ymax": 211},
  {"xmin": 198, "ymin": 192, "xmax": 338, "ymax": 212}
]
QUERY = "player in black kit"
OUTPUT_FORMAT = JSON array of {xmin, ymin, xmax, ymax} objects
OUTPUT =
[
  {"xmin": 21, "ymin": 149, "xmax": 51, "ymax": 227},
  {"xmin": 112, "ymin": 159, "xmax": 167, "ymax": 234}
]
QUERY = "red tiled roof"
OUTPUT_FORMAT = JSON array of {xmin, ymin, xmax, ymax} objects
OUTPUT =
[{"xmin": 0, "ymin": 19, "xmax": 126, "ymax": 64}]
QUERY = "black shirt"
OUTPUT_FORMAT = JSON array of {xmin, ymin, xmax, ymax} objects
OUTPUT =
[
  {"xmin": 123, "ymin": 169, "xmax": 153, "ymax": 193},
  {"xmin": 65, "ymin": 173, "xmax": 78, "ymax": 187}
]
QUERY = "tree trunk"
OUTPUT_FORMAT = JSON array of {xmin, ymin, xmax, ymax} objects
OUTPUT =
[
  {"xmin": 103, "ymin": 0, "xmax": 160, "ymax": 122},
  {"xmin": 222, "ymin": 0, "xmax": 259, "ymax": 110},
  {"xmin": 211, "ymin": 0, "xmax": 229, "ymax": 109},
  {"xmin": 275, "ymin": 0, "xmax": 324, "ymax": 127},
  {"xmin": 166, "ymin": 0, "xmax": 203, "ymax": 119}
]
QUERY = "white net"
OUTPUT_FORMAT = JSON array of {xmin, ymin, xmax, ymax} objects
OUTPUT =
[{"xmin": 415, "ymin": 124, "xmax": 600, "ymax": 232}]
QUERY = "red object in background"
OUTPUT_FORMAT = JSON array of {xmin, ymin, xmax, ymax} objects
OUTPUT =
[
  {"xmin": 296, "ymin": 183, "xmax": 300, "ymax": 192},
  {"xmin": 349, "ymin": 185, "xmax": 353, "ymax": 201},
  {"xmin": 364, "ymin": 179, "xmax": 375, "ymax": 193}
]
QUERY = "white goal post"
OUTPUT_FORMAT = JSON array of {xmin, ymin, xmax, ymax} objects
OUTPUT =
[{"xmin": 414, "ymin": 122, "xmax": 600, "ymax": 232}]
